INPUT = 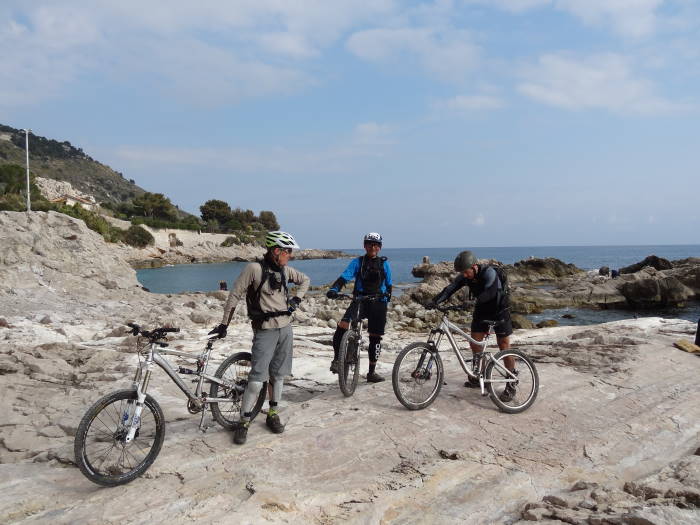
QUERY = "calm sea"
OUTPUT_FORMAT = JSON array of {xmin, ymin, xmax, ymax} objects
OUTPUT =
[{"xmin": 137, "ymin": 245, "xmax": 700, "ymax": 293}]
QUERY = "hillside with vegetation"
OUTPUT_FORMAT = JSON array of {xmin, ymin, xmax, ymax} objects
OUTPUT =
[
  {"xmin": 0, "ymin": 123, "xmax": 280, "ymax": 246},
  {"xmin": 0, "ymin": 123, "xmax": 146, "ymax": 205}
]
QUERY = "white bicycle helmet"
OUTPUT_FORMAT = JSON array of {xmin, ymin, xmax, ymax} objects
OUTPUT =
[
  {"xmin": 363, "ymin": 232, "xmax": 383, "ymax": 245},
  {"xmin": 265, "ymin": 231, "xmax": 300, "ymax": 249}
]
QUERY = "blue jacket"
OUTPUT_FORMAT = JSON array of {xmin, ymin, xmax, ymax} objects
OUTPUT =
[{"xmin": 331, "ymin": 256, "xmax": 392, "ymax": 301}]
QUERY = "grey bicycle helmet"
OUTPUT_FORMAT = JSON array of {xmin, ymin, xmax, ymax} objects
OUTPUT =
[{"xmin": 454, "ymin": 250, "xmax": 477, "ymax": 272}]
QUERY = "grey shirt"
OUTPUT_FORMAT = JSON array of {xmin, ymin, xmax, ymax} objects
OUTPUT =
[{"xmin": 222, "ymin": 262, "xmax": 310, "ymax": 330}]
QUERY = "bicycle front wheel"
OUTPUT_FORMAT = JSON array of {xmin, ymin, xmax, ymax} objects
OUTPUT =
[
  {"xmin": 210, "ymin": 352, "xmax": 267, "ymax": 430},
  {"xmin": 485, "ymin": 349, "xmax": 539, "ymax": 414},
  {"xmin": 338, "ymin": 330, "xmax": 361, "ymax": 397},
  {"xmin": 392, "ymin": 343, "xmax": 443, "ymax": 410},
  {"xmin": 74, "ymin": 389, "xmax": 165, "ymax": 486}
]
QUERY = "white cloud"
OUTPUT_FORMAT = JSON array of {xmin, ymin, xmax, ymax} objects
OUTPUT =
[
  {"xmin": 112, "ymin": 122, "xmax": 395, "ymax": 175},
  {"xmin": 0, "ymin": 0, "xmax": 398, "ymax": 108},
  {"xmin": 556, "ymin": 0, "xmax": 665, "ymax": 38},
  {"xmin": 435, "ymin": 94, "xmax": 504, "ymax": 111},
  {"xmin": 518, "ymin": 53, "xmax": 688, "ymax": 114},
  {"xmin": 464, "ymin": 0, "xmax": 551, "ymax": 13},
  {"xmin": 346, "ymin": 27, "xmax": 480, "ymax": 82}
]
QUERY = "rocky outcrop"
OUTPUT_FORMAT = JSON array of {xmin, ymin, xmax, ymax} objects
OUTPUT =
[
  {"xmin": 620, "ymin": 254, "xmax": 673, "ymax": 274},
  {"xmin": 0, "ymin": 211, "xmax": 141, "ymax": 297},
  {"xmin": 410, "ymin": 255, "xmax": 700, "ymax": 314},
  {"xmin": 516, "ymin": 453, "xmax": 700, "ymax": 523},
  {"xmin": 35, "ymin": 177, "xmax": 96, "ymax": 203},
  {"xmin": 510, "ymin": 257, "xmax": 584, "ymax": 282}
]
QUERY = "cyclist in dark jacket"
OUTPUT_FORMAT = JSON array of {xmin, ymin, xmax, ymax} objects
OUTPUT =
[
  {"xmin": 327, "ymin": 232, "xmax": 392, "ymax": 383},
  {"xmin": 427, "ymin": 250, "xmax": 517, "ymax": 401}
]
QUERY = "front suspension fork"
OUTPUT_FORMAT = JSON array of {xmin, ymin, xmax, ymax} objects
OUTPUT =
[{"xmin": 125, "ymin": 361, "xmax": 152, "ymax": 443}]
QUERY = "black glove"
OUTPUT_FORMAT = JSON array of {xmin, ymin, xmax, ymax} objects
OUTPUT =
[
  {"xmin": 208, "ymin": 323, "xmax": 227, "ymax": 339},
  {"xmin": 425, "ymin": 300, "xmax": 437, "ymax": 310},
  {"xmin": 288, "ymin": 296, "xmax": 302, "ymax": 312},
  {"xmin": 326, "ymin": 289, "xmax": 338, "ymax": 299}
]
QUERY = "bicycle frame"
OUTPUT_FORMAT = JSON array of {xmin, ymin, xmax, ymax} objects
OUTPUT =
[
  {"xmin": 125, "ymin": 338, "xmax": 238, "ymax": 442},
  {"xmin": 424, "ymin": 312, "xmax": 517, "ymax": 393}
]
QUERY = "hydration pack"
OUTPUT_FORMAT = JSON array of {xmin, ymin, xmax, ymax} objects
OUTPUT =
[
  {"xmin": 354, "ymin": 255, "xmax": 387, "ymax": 295},
  {"xmin": 489, "ymin": 265, "xmax": 510, "ymax": 305},
  {"xmin": 246, "ymin": 260, "xmax": 290, "ymax": 323}
]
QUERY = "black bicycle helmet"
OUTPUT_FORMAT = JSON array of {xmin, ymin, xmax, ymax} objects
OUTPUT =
[{"xmin": 454, "ymin": 250, "xmax": 477, "ymax": 272}]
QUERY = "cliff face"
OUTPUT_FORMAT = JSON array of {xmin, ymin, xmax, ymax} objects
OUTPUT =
[{"xmin": 0, "ymin": 211, "xmax": 141, "ymax": 298}]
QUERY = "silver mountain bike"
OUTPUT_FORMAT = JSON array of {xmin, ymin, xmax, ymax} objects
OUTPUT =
[
  {"xmin": 74, "ymin": 323, "xmax": 266, "ymax": 486},
  {"xmin": 392, "ymin": 304, "xmax": 539, "ymax": 413}
]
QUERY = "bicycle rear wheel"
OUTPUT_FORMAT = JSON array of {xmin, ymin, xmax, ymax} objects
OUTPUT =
[
  {"xmin": 74, "ymin": 389, "xmax": 165, "ymax": 486},
  {"xmin": 210, "ymin": 352, "xmax": 267, "ymax": 430},
  {"xmin": 392, "ymin": 343, "xmax": 443, "ymax": 410},
  {"xmin": 338, "ymin": 330, "xmax": 361, "ymax": 397},
  {"xmin": 485, "ymin": 349, "xmax": 539, "ymax": 414}
]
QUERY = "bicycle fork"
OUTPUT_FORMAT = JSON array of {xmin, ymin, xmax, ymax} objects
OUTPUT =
[{"xmin": 124, "ymin": 349, "xmax": 155, "ymax": 444}]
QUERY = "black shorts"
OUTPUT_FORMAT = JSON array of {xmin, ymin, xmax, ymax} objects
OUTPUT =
[
  {"xmin": 471, "ymin": 307, "xmax": 513, "ymax": 337},
  {"xmin": 342, "ymin": 300, "xmax": 388, "ymax": 335}
]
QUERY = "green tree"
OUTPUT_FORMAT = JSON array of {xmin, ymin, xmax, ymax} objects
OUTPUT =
[
  {"xmin": 132, "ymin": 192, "xmax": 177, "ymax": 220},
  {"xmin": 200, "ymin": 199, "xmax": 233, "ymax": 225},
  {"xmin": 259, "ymin": 211, "xmax": 280, "ymax": 230},
  {"xmin": 0, "ymin": 164, "xmax": 46, "ymax": 210}
]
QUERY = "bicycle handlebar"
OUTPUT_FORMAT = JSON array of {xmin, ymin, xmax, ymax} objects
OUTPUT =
[
  {"xmin": 435, "ymin": 303, "xmax": 473, "ymax": 312},
  {"xmin": 333, "ymin": 293, "xmax": 386, "ymax": 302},
  {"xmin": 126, "ymin": 323, "xmax": 180, "ymax": 339}
]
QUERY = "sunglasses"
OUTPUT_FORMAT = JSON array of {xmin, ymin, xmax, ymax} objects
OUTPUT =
[{"xmin": 280, "ymin": 248, "xmax": 293, "ymax": 254}]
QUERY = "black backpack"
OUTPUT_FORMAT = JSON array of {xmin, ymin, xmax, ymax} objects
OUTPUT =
[
  {"xmin": 489, "ymin": 265, "xmax": 510, "ymax": 305},
  {"xmin": 246, "ymin": 260, "xmax": 290, "ymax": 322}
]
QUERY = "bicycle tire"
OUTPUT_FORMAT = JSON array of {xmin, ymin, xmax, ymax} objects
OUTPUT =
[
  {"xmin": 392, "ymin": 343, "xmax": 443, "ymax": 410},
  {"xmin": 338, "ymin": 330, "xmax": 361, "ymax": 397},
  {"xmin": 74, "ymin": 389, "xmax": 165, "ymax": 486},
  {"xmin": 485, "ymin": 349, "xmax": 539, "ymax": 414},
  {"xmin": 210, "ymin": 351, "xmax": 267, "ymax": 430}
]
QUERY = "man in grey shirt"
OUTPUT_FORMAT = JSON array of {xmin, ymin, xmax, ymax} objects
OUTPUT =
[{"xmin": 210, "ymin": 231, "xmax": 310, "ymax": 445}]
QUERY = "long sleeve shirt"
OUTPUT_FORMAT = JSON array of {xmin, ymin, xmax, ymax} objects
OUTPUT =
[
  {"xmin": 222, "ymin": 262, "xmax": 310, "ymax": 330},
  {"xmin": 435, "ymin": 266, "xmax": 500, "ymax": 306}
]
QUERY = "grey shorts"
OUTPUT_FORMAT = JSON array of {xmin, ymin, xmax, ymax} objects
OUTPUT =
[{"xmin": 249, "ymin": 324, "xmax": 293, "ymax": 382}]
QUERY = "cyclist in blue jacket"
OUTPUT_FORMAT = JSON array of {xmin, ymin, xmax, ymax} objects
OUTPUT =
[{"xmin": 326, "ymin": 232, "xmax": 392, "ymax": 383}]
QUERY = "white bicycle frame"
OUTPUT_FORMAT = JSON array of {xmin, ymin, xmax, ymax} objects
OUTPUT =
[
  {"xmin": 124, "ymin": 336, "xmax": 238, "ymax": 442},
  {"xmin": 428, "ymin": 312, "xmax": 517, "ymax": 394}
]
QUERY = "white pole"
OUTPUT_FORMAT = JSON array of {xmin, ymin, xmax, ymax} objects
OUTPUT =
[{"xmin": 24, "ymin": 129, "xmax": 31, "ymax": 212}]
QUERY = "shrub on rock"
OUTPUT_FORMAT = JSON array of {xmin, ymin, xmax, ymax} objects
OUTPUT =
[{"xmin": 123, "ymin": 225, "xmax": 155, "ymax": 248}]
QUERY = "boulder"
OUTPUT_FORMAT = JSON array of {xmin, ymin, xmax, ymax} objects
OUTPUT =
[
  {"xmin": 536, "ymin": 319, "xmax": 559, "ymax": 328},
  {"xmin": 599, "ymin": 266, "xmax": 610, "ymax": 276},
  {"xmin": 618, "ymin": 271, "xmax": 694, "ymax": 308},
  {"xmin": 511, "ymin": 314, "xmax": 534, "ymax": 329},
  {"xmin": 619, "ymin": 255, "xmax": 673, "ymax": 274}
]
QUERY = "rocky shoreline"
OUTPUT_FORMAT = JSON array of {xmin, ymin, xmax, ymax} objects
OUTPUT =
[{"xmin": 1, "ymin": 211, "xmax": 699, "ymax": 524}]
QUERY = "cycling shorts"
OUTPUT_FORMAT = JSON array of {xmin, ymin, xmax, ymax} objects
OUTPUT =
[{"xmin": 341, "ymin": 301, "xmax": 388, "ymax": 335}]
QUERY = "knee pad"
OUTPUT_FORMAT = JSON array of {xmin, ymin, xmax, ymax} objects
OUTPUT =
[{"xmin": 369, "ymin": 335, "xmax": 382, "ymax": 362}]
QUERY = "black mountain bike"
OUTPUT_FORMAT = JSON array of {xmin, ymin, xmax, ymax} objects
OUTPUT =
[{"xmin": 331, "ymin": 293, "xmax": 384, "ymax": 396}]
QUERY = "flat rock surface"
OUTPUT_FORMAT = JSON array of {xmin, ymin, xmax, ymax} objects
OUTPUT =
[{"xmin": 1, "ymin": 317, "xmax": 699, "ymax": 524}]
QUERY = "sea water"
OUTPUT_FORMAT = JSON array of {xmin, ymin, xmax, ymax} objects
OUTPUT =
[{"xmin": 137, "ymin": 245, "xmax": 700, "ymax": 294}]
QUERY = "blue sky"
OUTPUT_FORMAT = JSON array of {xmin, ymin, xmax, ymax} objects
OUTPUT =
[{"xmin": 1, "ymin": 1, "xmax": 699, "ymax": 248}]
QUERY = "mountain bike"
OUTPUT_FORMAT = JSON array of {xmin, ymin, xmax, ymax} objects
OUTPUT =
[
  {"xmin": 74, "ymin": 323, "xmax": 266, "ymax": 487},
  {"xmin": 331, "ymin": 293, "xmax": 384, "ymax": 397},
  {"xmin": 392, "ymin": 304, "xmax": 539, "ymax": 413}
]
